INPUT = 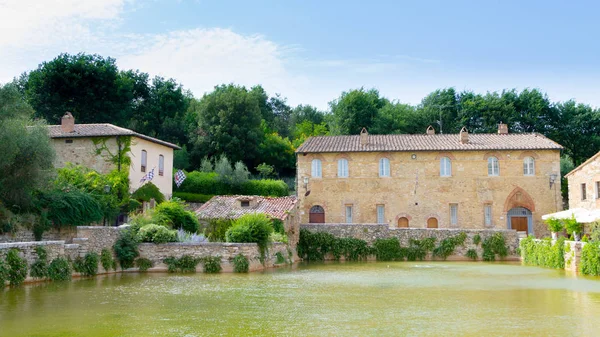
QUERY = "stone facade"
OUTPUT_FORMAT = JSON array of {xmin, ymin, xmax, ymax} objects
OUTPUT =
[
  {"xmin": 0, "ymin": 241, "xmax": 66, "ymax": 266},
  {"xmin": 301, "ymin": 224, "xmax": 520, "ymax": 260},
  {"xmin": 52, "ymin": 137, "xmax": 118, "ymax": 174},
  {"xmin": 297, "ymin": 149, "xmax": 561, "ymax": 237},
  {"xmin": 566, "ymin": 151, "xmax": 600, "ymax": 210}
]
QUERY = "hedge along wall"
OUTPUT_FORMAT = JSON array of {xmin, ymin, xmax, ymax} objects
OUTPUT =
[
  {"xmin": 138, "ymin": 242, "xmax": 290, "ymax": 272},
  {"xmin": 300, "ymin": 224, "xmax": 520, "ymax": 260},
  {"xmin": 175, "ymin": 171, "xmax": 289, "ymax": 198},
  {"xmin": 519, "ymin": 238, "xmax": 589, "ymax": 274}
]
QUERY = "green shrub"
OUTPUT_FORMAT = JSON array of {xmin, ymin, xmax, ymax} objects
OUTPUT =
[
  {"xmin": 406, "ymin": 238, "xmax": 436, "ymax": 261},
  {"xmin": 482, "ymin": 233, "xmax": 509, "ymax": 261},
  {"xmin": 519, "ymin": 236, "xmax": 564, "ymax": 269},
  {"xmin": 202, "ymin": 256, "xmax": 222, "ymax": 273},
  {"xmin": 114, "ymin": 229, "xmax": 139, "ymax": 270},
  {"xmin": 233, "ymin": 254, "xmax": 249, "ymax": 273},
  {"xmin": 30, "ymin": 246, "xmax": 49, "ymax": 279},
  {"xmin": 240, "ymin": 179, "xmax": 289, "ymax": 197},
  {"xmin": 126, "ymin": 199, "xmax": 143, "ymax": 213},
  {"xmin": 331, "ymin": 238, "xmax": 371, "ymax": 261},
  {"xmin": 178, "ymin": 171, "xmax": 226, "ymax": 195},
  {"xmin": 135, "ymin": 258, "xmax": 153, "ymax": 272},
  {"xmin": 272, "ymin": 219, "xmax": 285, "ymax": 234},
  {"xmin": 226, "ymin": 213, "xmax": 273, "ymax": 261},
  {"xmin": 581, "ymin": 241, "xmax": 600, "ymax": 276},
  {"xmin": 76, "ymin": 252, "xmax": 99, "ymax": 277},
  {"xmin": 545, "ymin": 217, "xmax": 564, "ymax": 233},
  {"xmin": 100, "ymin": 248, "xmax": 115, "ymax": 271},
  {"xmin": 6, "ymin": 249, "xmax": 28, "ymax": 286},
  {"xmin": 0, "ymin": 259, "xmax": 8, "ymax": 286},
  {"xmin": 172, "ymin": 192, "xmax": 213, "ymax": 203},
  {"xmin": 564, "ymin": 216, "xmax": 583, "ymax": 236},
  {"xmin": 269, "ymin": 232, "xmax": 288, "ymax": 244},
  {"xmin": 154, "ymin": 200, "xmax": 199, "ymax": 233},
  {"xmin": 297, "ymin": 230, "xmax": 335, "ymax": 261},
  {"xmin": 466, "ymin": 249, "xmax": 478, "ymax": 260},
  {"xmin": 432, "ymin": 232, "xmax": 467, "ymax": 260},
  {"xmin": 205, "ymin": 219, "xmax": 233, "ymax": 242},
  {"xmin": 137, "ymin": 224, "xmax": 178, "ymax": 244},
  {"xmin": 163, "ymin": 255, "xmax": 200, "ymax": 273},
  {"xmin": 373, "ymin": 238, "xmax": 404, "ymax": 261},
  {"xmin": 473, "ymin": 234, "xmax": 481, "ymax": 245},
  {"xmin": 48, "ymin": 258, "xmax": 71, "ymax": 281},
  {"xmin": 35, "ymin": 188, "xmax": 104, "ymax": 227},
  {"xmin": 275, "ymin": 252, "xmax": 285, "ymax": 264},
  {"xmin": 131, "ymin": 182, "xmax": 165, "ymax": 203}
]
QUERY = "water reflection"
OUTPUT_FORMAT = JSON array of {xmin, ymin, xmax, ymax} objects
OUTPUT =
[{"xmin": 1, "ymin": 262, "xmax": 600, "ymax": 336}]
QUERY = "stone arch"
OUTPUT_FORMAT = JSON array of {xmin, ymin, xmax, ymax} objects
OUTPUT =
[
  {"xmin": 518, "ymin": 151, "xmax": 540, "ymax": 160},
  {"xmin": 394, "ymin": 213, "xmax": 413, "ymax": 222},
  {"xmin": 435, "ymin": 152, "xmax": 456, "ymax": 160},
  {"xmin": 483, "ymin": 151, "xmax": 505, "ymax": 160},
  {"xmin": 333, "ymin": 153, "xmax": 354, "ymax": 161},
  {"xmin": 503, "ymin": 186, "xmax": 536, "ymax": 212}
]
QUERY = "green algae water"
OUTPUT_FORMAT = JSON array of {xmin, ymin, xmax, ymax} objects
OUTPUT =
[{"xmin": 2, "ymin": 262, "xmax": 600, "ymax": 337}]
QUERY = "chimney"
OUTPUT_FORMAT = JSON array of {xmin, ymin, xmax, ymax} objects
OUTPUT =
[
  {"xmin": 498, "ymin": 123, "xmax": 508, "ymax": 134},
  {"xmin": 426, "ymin": 125, "xmax": 435, "ymax": 135},
  {"xmin": 459, "ymin": 127, "xmax": 469, "ymax": 144},
  {"xmin": 360, "ymin": 128, "xmax": 369, "ymax": 145},
  {"xmin": 61, "ymin": 112, "xmax": 75, "ymax": 133}
]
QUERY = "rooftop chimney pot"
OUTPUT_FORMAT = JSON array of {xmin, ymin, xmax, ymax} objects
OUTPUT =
[
  {"xmin": 498, "ymin": 123, "xmax": 508, "ymax": 134},
  {"xmin": 61, "ymin": 112, "xmax": 75, "ymax": 133},
  {"xmin": 426, "ymin": 125, "xmax": 435, "ymax": 135},
  {"xmin": 459, "ymin": 127, "xmax": 469, "ymax": 144},
  {"xmin": 360, "ymin": 128, "xmax": 369, "ymax": 145}
]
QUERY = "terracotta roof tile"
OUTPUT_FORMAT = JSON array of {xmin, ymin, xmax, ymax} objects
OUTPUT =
[
  {"xmin": 296, "ymin": 133, "xmax": 562, "ymax": 153},
  {"xmin": 194, "ymin": 195, "xmax": 297, "ymax": 221},
  {"xmin": 47, "ymin": 124, "xmax": 180, "ymax": 149}
]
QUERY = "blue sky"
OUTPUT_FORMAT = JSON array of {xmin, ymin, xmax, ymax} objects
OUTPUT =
[{"xmin": 1, "ymin": 0, "xmax": 599, "ymax": 109}]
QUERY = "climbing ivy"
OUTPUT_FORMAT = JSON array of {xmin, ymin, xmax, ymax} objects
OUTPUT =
[
  {"xmin": 519, "ymin": 236, "xmax": 565, "ymax": 269},
  {"xmin": 482, "ymin": 233, "xmax": 509, "ymax": 261},
  {"xmin": 580, "ymin": 241, "xmax": 600, "ymax": 276},
  {"xmin": 432, "ymin": 232, "xmax": 467, "ymax": 260},
  {"xmin": 92, "ymin": 136, "xmax": 132, "ymax": 171}
]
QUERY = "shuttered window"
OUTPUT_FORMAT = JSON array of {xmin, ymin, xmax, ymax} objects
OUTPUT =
[
  {"xmin": 450, "ymin": 204, "xmax": 458, "ymax": 226},
  {"xmin": 484, "ymin": 204, "xmax": 492, "ymax": 226},
  {"xmin": 379, "ymin": 158, "xmax": 390, "ymax": 177},
  {"xmin": 311, "ymin": 159, "xmax": 322, "ymax": 178},
  {"xmin": 377, "ymin": 205, "xmax": 385, "ymax": 224},
  {"xmin": 158, "ymin": 155, "xmax": 164, "ymax": 176},
  {"xmin": 141, "ymin": 150, "xmax": 147, "ymax": 172},
  {"xmin": 345, "ymin": 205, "xmax": 353, "ymax": 223},
  {"xmin": 338, "ymin": 159, "xmax": 349, "ymax": 178},
  {"xmin": 440, "ymin": 157, "xmax": 451, "ymax": 177}
]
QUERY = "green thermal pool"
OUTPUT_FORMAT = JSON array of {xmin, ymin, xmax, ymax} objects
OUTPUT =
[{"xmin": 1, "ymin": 262, "xmax": 600, "ymax": 336}]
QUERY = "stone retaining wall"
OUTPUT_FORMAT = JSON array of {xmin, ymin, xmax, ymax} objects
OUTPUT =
[
  {"xmin": 0, "ymin": 241, "xmax": 67, "ymax": 265},
  {"xmin": 0, "ymin": 227, "xmax": 77, "ymax": 243},
  {"xmin": 300, "ymin": 224, "xmax": 520, "ymax": 260}
]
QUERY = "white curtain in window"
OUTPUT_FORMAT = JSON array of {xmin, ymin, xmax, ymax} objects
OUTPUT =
[
  {"xmin": 345, "ymin": 205, "xmax": 353, "ymax": 223},
  {"xmin": 377, "ymin": 205, "xmax": 385, "ymax": 224},
  {"xmin": 338, "ymin": 159, "xmax": 349, "ymax": 178},
  {"xmin": 487, "ymin": 157, "xmax": 499, "ymax": 176},
  {"xmin": 523, "ymin": 157, "xmax": 535, "ymax": 175},
  {"xmin": 311, "ymin": 159, "xmax": 322, "ymax": 178},
  {"xmin": 379, "ymin": 158, "xmax": 390, "ymax": 177},
  {"xmin": 440, "ymin": 157, "xmax": 451, "ymax": 176},
  {"xmin": 484, "ymin": 205, "xmax": 492, "ymax": 226},
  {"xmin": 450, "ymin": 204, "xmax": 458, "ymax": 225}
]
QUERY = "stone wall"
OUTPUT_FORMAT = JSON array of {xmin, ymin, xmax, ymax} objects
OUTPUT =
[
  {"xmin": 52, "ymin": 137, "xmax": 118, "ymax": 175},
  {"xmin": 0, "ymin": 241, "xmax": 66, "ymax": 265},
  {"xmin": 297, "ymin": 149, "xmax": 562, "ymax": 238},
  {"xmin": 564, "ymin": 241, "xmax": 584, "ymax": 272},
  {"xmin": 566, "ymin": 152, "xmax": 600, "ymax": 210},
  {"xmin": 138, "ymin": 242, "xmax": 290, "ymax": 272},
  {"xmin": 301, "ymin": 224, "xmax": 520, "ymax": 260},
  {"xmin": 0, "ymin": 227, "xmax": 77, "ymax": 243}
]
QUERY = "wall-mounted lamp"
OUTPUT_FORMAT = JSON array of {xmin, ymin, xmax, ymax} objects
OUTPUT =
[
  {"xmin": 549, "ymin": 173, "xmax": 558, "ymax": 189},
  {"xmin": 303, "ymin": 177, "xmax": 309, "ymax": 188}
]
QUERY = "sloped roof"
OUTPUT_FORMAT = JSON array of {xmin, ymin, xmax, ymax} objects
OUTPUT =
[
  {"xmin": 47, "ymin": 124, "xmax": 181, "ymax": 149},
  {"xmin": 565, "ymin": 150, "xmax": 600, "ymax": 178},
  {"xmin": 194, "ymin": 195, "xmax": 297, "ymax": 220},
  {"xmin": 296, "ymin": 133, "xmax": 562, "ymax": 153}
]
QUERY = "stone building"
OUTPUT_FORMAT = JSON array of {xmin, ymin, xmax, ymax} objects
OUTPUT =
[
  {"xmin": 565, "ymin": 151, "xmax": 600, "ymax": 210},
  {"xmin": 195, "ymin": 195, "xmax": 299, "ymax": 247},
  {"xmin": 47, "ymin": 112, "xmax": 180, "ymax": 198},
  {"xmin": 295, "ymin": 124, "xmax": 563, "ymax": 237}
]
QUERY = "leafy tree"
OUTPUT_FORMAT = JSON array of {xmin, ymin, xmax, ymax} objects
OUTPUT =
[
  {"xmin": 199, "ymin": 156, "xmax": 214, "ymax": 173},
  {"xmin": 268, "ymin": 94, "xmax": 293, "ymax": 138},
  {"xmin": 416, "ymin": 88, "xmax": 460, "ymax": 134},
  {"xmin": 371, "ymin": 102, "xmax": 415, "ymax": 134},
  {"xmin": 256, "ymin": 163, "xmax": 275, "ymax": 178},
  {"xmin": 259, "ymin": 130, "xmax": 296, "ymax": 173},
  {"xmin": 329, "ymin": 88, "xmax": 387, "ymax": 134},
  {"xmin": 191, "ymin": 84, "xmax": 263, "ymax": 167},
  {"xmin": 0, "ymin": 82, "xmax": 34, "ymax": 120},
  {"xmin": 292, "ymin": 120, "xmax": 329, "ymax": 148},
  {"xmin": 173, "ymin": 145, "xmax": 191, "ymax": 170},
  {"xmin": 25, "ymin": 53, "xmax": 132, "ymax": 125}
]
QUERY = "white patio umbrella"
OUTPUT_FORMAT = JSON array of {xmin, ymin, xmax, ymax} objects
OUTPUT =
[{"xmin": 542, "ymin": 208, "xmax": 600, "ymax": 223}]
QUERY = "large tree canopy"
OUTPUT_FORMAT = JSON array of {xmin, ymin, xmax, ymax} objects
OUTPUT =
[{"xmin": 329, "ymin": 88, "xmax": 387, "ymax": 134}]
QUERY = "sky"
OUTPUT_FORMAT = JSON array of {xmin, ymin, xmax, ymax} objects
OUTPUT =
[{"xmin": 1, "ymin": 0, "xmax": 599, "ymax": 110}]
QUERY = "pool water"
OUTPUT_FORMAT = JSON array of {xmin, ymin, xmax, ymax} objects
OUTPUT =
[{"xmin": 1, "ymin": 262, "xmax": 600, "ymax": 336}]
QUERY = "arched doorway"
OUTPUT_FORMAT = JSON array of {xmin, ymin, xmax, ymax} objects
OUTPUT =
[
  {"xmin": 309, "ymin": 205, "xmax": 325, "ymax": 223},
  {"xmin": 397, "ymin": 217, "xmax": 409, "ymax": 228},
  {"xmin": 427, "ymin": 217, "xmax": 438, "ymax": 228},
  {"xmin": 507, "ymin": 207, "xmax": 532, "ymax": 233}
]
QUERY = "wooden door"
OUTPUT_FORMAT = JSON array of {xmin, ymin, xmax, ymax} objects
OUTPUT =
[
  {"xmin": 397, "ymin": 217, "xmax": 409, "ymax": 228},
  {"xmin": 309, "ymin": 206, "xmax": 325, "ymax": 223},
  {"xmin": 511, "ymin": 217, "xmax": 528, "ymax": 232},
  {"xmin": 427, "ymin": 218, "xmax": 438, "ymax": 228}
]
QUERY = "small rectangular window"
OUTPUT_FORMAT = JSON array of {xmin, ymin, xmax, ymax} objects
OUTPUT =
[
  {"xmin": 159, "ymin": 155, "xmax": 164, "ymax": 176},
  {"xmin": 141, "ymin": 150, "xmax": 147, "ymax": 173},
  {"xmin": 65, "ymin": 139, "xmax": 73, "ymax": 144},
  {"xmin": 377, "ymin": 205, "xmax": 385, "ymax": 224},
  {"xmin": 582, "ymin": 183, "xmax": 587, "ymax": 200},
  {"xmin": 345, "ymin": 205, "xmax": 353, "ymax": 223},
  {"xmin": 484, "ymin": 204, "xmax": 492, "ymax": 226},
  {"xmin": 450, "ymin": 204, "xmax": 458, "ymax": 226},
  {"xmin": 596, "ymin": 182, "xmax": 600, "ymax": 199},
  {"xmin": 241, "ymin": 201, "xmax": 250, "ymax": 207}
]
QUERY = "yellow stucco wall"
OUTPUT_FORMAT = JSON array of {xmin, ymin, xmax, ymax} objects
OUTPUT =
[
  {"xmin": 297, "ymin": 149, "xmax": 562, "ymax": 237},
  {"xmin": 52, "ymin": 137, "xmax": 118, "ymax": 174},
  {"xmin": 567, "ymin": 154, "xmax": 600, "ymax": 210},
  {"xmin": 129, "ymin": 136, "xmax": 174, "ymax": 198}
]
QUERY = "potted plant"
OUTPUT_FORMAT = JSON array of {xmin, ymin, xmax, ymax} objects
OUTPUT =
[
  {"xmin": 564, "ymin": 215, "xmax": 584, "ymax": 241},
  {"xmin": 545, "ymin": 217, "xmax": 563, "ymax": 240}
]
